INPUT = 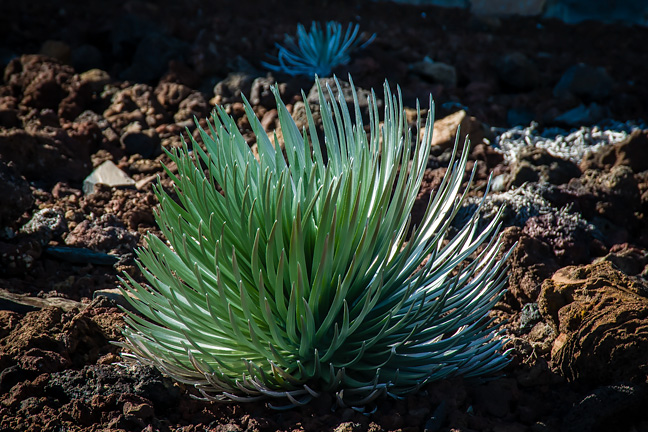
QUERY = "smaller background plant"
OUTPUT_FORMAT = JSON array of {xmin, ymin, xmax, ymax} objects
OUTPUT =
[{"xmin": 262, "ymin": 22, "xmax": 375, "ymax": 77}]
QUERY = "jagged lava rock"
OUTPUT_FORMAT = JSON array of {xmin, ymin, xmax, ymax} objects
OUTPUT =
[
  {"xmin": 549, "ymin": 165, "xmax": 643, "ymax": 246},
  {"xmin": 0, "ymin": 159, "xmax": 33, "ymax": 228},
  {"xmin": 3, "ymin": 55, "xmax": 75, "ymax": 110},
  {"xmin": 212, "ymin": 72, "xmax": 257, "ymax": 105},
  {"xmin": 500, "ymin": 226, "xmax": 560, "ymax": 304},
  {"xmin": 65, "ymin": 213, "xmax": 139, "ymax": 256},
  {"xmin": 523, "ymin": 208, "xmax": 596, "ymax": 265},
  {"xmin": 593, "ymin": 243, "xmax": 648, "ymax": 277},
  {"xmin": 539, "ymin": 261, "xmax": 648, "ymax": 385},
  {"xmin": 580, "ymin": 129, "xmax": 648, "ymax": 173},
  {"xmin": 508, "ymin": 146, "xmax": 581, "ymax": 188},
  {"xmin": 0, "ymin": 126, "xmax": 91, "ymax": 184},
  {"xmin": 103, "ymin": 83, "xmax": 170, "ymax": 131}
]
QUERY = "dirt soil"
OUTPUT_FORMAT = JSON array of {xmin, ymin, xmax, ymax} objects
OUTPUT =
[{"xmin": 1, "ymin": 1, "xmax": 648, "ymax": 431}]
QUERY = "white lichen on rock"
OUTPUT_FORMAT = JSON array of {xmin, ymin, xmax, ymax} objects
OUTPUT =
[
  {"xmin": 458, "ymin": 183, "xmax": 594, "ymax": 235},
  {"xmin": 492, "ymin": 121, "xmax": 644, "ymax": 164}
]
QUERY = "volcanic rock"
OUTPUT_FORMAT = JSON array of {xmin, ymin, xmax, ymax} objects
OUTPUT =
[
  {"xmin": 580, "ymin": 129, "xmax": 648, "ymax": 173},
  {"xmin": 0, "ymin": 159, "xmax": 33, "ymax": 228},
  {"xmin": 508, "ymin": 146, "xmax": 581, "ymax": 187},
  {"xmin": 539, "ymin": 261, "xmax": 648, "ymax": 384}
]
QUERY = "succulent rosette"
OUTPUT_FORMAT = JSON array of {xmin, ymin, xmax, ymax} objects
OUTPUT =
[
  {"xmin": 262, "ymin": 21, "xmax": 375, "ymax": 77},
  {"xmin": 119, "ymin": 76, "xmax": 510, "ymax": 408}
]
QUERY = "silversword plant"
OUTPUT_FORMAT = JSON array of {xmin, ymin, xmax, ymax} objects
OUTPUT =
[
  {"xmin": 119, "ymin": 76, "xmax": 511, "ymax": 408},
  {"xmin": 262, "ymin": 21, "xmax": 375, "ymax": 77}
]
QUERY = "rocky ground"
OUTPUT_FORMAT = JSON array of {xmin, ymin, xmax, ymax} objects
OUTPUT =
[{"xmin": 1, "ymin": 0, "xmax": 648, "ymax": 431}]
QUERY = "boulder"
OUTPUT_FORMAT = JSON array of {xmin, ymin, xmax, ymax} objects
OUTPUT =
[{"xmin": 539, "ymin": 261, "xmax": 648, "ymax": 384}]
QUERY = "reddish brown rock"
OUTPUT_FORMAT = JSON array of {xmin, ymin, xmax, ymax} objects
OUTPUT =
[
  {"xmin": 523, "ymin": 209, "xmax": 594, "ymax": 265},
  {"xmin": 471, "ymin": 142, "xmax": 505, "ymax": 172},
  {"xmin": 17, "ymin": 348, "xmax": 70, "ymax": 373},
  {"xmin": 594, "ymin": 243, "xmax": 648, "ymax": 276},
  {"xmin": 3, "ymin": 55, "xmax": 75, "ymax": 110},
  {"xmin": 566, "ymin": 165, "xmax": 640, "ymax": 227},
  {"xmin": 103, "ymin": 84, "xmax": 170, "ymax": 132},
  {"xmin": 0, "ymin": 307, "xmax": 65, "ymax": 359},
  {"xmin": 0, "ymin": 297, "xmax": 124, "ymax": 369},
  {"xmin": 0, "ymin": 159, "xmax": 33, "ymax": 228},
  {"xmin": 79, "ymin": 185, "xmax": 157, "ymax": 232},
  {"xmin": 548, "ymin": 165, "xmax": 644, "ymax": 247},
  {"xmin": 65, "ymin": 216, "xmax": 138, "ymax": 256},
  {"xmin": 539, "ymin": 261, "xmax": 648, "ymax": 384},
  {"xmin": 57, "ymin": 77, "xmax": 94, "ymax": 122},
  {"xmin": 0, "ymin": 95, "xmax": 19, "ymax": 128},
  {"xmin": 155, "ymin": 81, "xmax": 192, "ymax": 111},
  {"xmin": 174, "ymin": 91, "xmax": 209, "ymax": 123},
  {"xmin": 0, "ymin": 126, "xmax": 91, "ymax": 183},
  {"xmin": 508, "ymin": 146, "xmax": 581, "ymax": 188},
  {"xmin": 0, "ymin": 311, "xmax": 21, "ymax": 340},
  {"xmin": 580, "ymin": 129, "xmax": 648, "ymax": 174},
  {"xmin": 501, "ymin": 226, "xmax": 560, "ymax": 304},
  {"xmin": 0, "ymin": 236, "xmax": 43, "ymax": 276}
]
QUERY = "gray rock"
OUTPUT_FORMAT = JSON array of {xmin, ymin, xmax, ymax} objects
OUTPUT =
[
  {"xmin": 2, "ymin": 208, "xmax": 66, "ymax": 276},
  {"xmin": 65, "ymin": 213, "xmax": 139, "ymax": 255},
  {"xmin": 0, "ymin": 235, "xmax": 43, "ymax": 275},
  {"xmin": 545, "ymin": 0, "xmax": 648, "ymax": 26},
  {"xmin": 83, "ymin": 160, "xmax": 135, "ymax": 195},
  {"xmin": 75, "ymin": 109, "xmax": 119, "ymax": 145},
  {"xmin": 553, "ymin": 64, "xmax": 613, "ymax": 100},
  {"xmin": 493, "ymin": 122, "xmax": 634, "ymax": 165},
  {"xmin": 409, "ymin": 57, "xmax": 457, "ymax": 87},
  {"xmin": 490, "ymin": 174, "xmax": 508, "ymax": 192},
  {"xmin": 472, "ymin": 0, "xmax": 546, "ymax": 16},
  {"xmin": 508, "ymin": 146, "xmax": 581, "ymax": 187},
  {"xmin": 459, "ymin": 183, "xmax": 557, "ymax": 228},
  {"xmin": 554, "ymin": 103, "xmax": 609, "ymax": 126}
]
